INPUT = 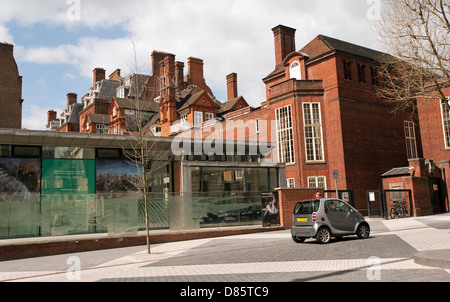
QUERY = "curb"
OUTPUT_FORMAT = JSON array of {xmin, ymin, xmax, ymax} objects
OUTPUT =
[
  {"xmin": 414, "ymin": 249, "xmax": 450, "ymax": 269},
  {"xmin": 0, "ymin": 226, "xmax": 284, "ymax": 262}
]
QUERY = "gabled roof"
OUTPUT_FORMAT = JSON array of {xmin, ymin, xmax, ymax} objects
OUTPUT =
[
  {"xmin": 264, "ymin": 34, "xmax": 390, "ymax": 81},
  {"xmin": 124, "ymin": 74, "xmax": 151, "ymax": 98},
  {"xmin": 66, "ymin": 103, "xmax": 84, "ymax": 124},
  {"xmin": 97, "ymin": 79, "xmax": 121, "ymax": 101},
  {"xmin": 301, "ymin": 35, "xmax": 388, "ymax": 62},
  {"xmin": 176, "ymin": 85, "xmax": 220, "ymax": 113},
  {"xmin": 177, "ymin": 89, "xmax": 205, "ymax": 112},
  {"xmin": 113, "ymin": 97, "xmax": 159, "ymax": 112},
  {"xmin": 218, "ymin": 96, "xmax": 248, "ymax": 114},
  {"xmin": 87, "ymin": 113, "xmax": 110, "ymax": 125},
  {"xmin": 381, "ymin": 167, "xmax": 410, "ymax": 177}
]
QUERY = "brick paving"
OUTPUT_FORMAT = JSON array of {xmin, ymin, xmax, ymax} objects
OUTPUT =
[{"xmin": 0, "ymin": 213, "xmax": 450, "ymax": 283}]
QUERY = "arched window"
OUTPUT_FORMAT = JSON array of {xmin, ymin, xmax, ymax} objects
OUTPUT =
[{"xmin": 290, "ymin": 61, "xmax": 301, "ymax": 80}]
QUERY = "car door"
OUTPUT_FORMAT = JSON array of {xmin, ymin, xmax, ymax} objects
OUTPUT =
[
  {"xmin": 325, "ymin": 199, "xmax": 356, "ymax": 232},
  {"xmin": 337, "ymin": 201, "xmax": 358, "ymax": 232}
]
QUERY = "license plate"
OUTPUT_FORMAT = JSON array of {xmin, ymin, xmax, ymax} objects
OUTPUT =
[{"xmin": 297, "ymin": 218, "xmax": 307, "ymax": 222}]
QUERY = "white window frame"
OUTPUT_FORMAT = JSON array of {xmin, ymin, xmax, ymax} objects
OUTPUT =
[
  {"xmin": 205, "ymin": 112, "xmax": 214, "ymax": 122},
  {"xmin": 404, "ymin": 121, "xmax": 418, "ymax": 159},
  {"xmin": 307, "ymin": 176, "xmax": 327, "ymax": 189},
  {"xmin": 303, "ymin": 103, "xmax": 325, "ymax": 162},
  {"xmin": 290, "ymin": 61, "xmax": 301, "ymax": 80},
  {"xmin": 275, "ymin": 105, "xmax": 295, "ymax": 164},
  {"xmin": 441, "ymin": 97, "xmax": 450, "ymax": 149},
  {"xmin": 287, "ymin": 178, "xmax": 295, "ymax": 188},
  {"xmin": 194, "ymin": 111, "xmax": 203, "ymax": 126}
]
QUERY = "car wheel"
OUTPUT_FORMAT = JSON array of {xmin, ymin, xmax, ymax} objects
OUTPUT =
[
  {"xmin": 316, "ymin": 227, "xmax": 331, "ymax": 244},
  {"xmin": 356, "ymin": 222, "xmax": 370, "ymax": 239},
  {"xmin": 292, "ymin": 236, "xmax": 306, "ymax": 243}
]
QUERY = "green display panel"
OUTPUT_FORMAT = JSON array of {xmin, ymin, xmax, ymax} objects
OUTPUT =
[{"xmin": 41, "ymin": 159, "xmax": 95, "ymax": 194}]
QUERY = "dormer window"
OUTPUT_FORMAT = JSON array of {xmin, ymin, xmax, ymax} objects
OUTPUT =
[
  {"xmin": 113, "ymin": 106, "xmax": 117, "ymax": 117},
  {"xmin": 290, "ymin": 61, "xmax": 301, "ymax": 80},
  {"xmin": 117, "ymin": 87, "xmax": 125, "ymax": 98}
]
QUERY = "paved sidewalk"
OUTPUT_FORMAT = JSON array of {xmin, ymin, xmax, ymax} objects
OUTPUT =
[
  {"xmin": 0, "ymin": 213, "xmax": 449, "ymax": 282},
  {"xmin": 368, "ymin": 213, "xmax": 450, "ymax": 269}
]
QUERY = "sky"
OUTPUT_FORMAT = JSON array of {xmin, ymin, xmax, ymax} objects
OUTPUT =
[{"xmin": 0, "ymin": 0, "xmax": 384, "ymax": 130}]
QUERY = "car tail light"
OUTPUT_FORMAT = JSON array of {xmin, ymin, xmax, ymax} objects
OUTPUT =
[{"xmin": 312, "ymin": 212, "xmax": 317, "ymax": 222}]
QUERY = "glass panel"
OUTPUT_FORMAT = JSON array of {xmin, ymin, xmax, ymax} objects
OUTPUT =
[
  {"xmin": 42, "ymin": 159, "xmax": 95, "ymax": 195},
  {"xmin": 245, "ymin": 168, "xmax": 269, "ymax": 192},
  {"xmin": 0, "ymin": 158, "xmax": 41, "ymax": 195},
  {"xmin": 0, "ymin": 145, "xmax": 10, "ymax": 157},
  {"xmin": 97, "ymin": 148, "xmax": 121, "ymax": 159},
  {"xmin": 43, "ymin": 147, "xmax": 95, "ymax": 159},
  {"xmin": 96, "ymin": 159, "xmax": 141, "ymax": 193},
  {"xmin": 12, "ymin": 146, "xmax": 41, "ymax": 158}
]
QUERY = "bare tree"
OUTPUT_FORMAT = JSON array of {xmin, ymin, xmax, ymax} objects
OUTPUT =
[
  {"xmin": 121, "ymin": 40, "xmax": 173, "ymax": 254},
  {"xmin": 374, "ymin": 0, "xmax": 450, "ymax": 112}
]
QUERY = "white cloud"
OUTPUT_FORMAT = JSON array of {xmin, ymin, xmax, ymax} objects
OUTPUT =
[
  {"xmin": 0, "ymin": 24, "xmax": 14, "ymax": 44},
  {"xmin": 4, "ymin": 0, "xmax": 385, "ymax": 125},
  {"xmin": 22, "ymin": 104, "xmax": 63, "ymax": 131},
  {"xmin": 63, "ymin": 73, "xmax": 77, "ymax": 80}
]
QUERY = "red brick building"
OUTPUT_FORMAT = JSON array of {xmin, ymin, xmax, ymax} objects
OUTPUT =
[
  {"xmin": 0, "ymin": 43, "xmax": 23, "ymax": 129},
  {"xmin": 214, "ymin": 25, "xmax": 421, "ymax": 213},
  {"xmin": 171, "ymin": 25, "xmax": 422, "ymax": 213},
  {"xmin": 414, "ymin": 85, "xmax": 450, "ymax": 213},
  {"xmin": 44, "ymin": 25, "xmax": 425, "ymax": 214}
]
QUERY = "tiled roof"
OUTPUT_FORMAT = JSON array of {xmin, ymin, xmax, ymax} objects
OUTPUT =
[
  {"xmin": 87, "ymin": 113, "xmax": 110, "ymax": 125},
  {"xmin": 97, "ymin": 80, "xmax": 120, "ymax": 101},
  {"xmin": 177, "ymin": 89, "xmax": 205, "ymax": 112},
  {"xmin": 67, "ymin": 103, "xmax": 84, "ymax": 124},
  {"xmin": 302, "ymin": 35, "xmax": 389, "ymax": 62},
  {"xmin": 114, "ymin": 97, "xmax": 159, "ymax": 112},
  {"xmin": 218, "ymin": 96, "xmax": 245, "ymax": 113},
  {"xmin": 264, "ymin": 34, "xmax": 390, "ymax": 81}
]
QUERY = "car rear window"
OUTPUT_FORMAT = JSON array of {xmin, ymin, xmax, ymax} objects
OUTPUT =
[{"xmin": 294, "ymin": 200, "xmax": 320, "ymax": 215}]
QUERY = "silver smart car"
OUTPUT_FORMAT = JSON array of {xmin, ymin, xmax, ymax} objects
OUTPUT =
[{"xmin": 291, "ymin": 198, "xmax": 370, "ymax": 244}]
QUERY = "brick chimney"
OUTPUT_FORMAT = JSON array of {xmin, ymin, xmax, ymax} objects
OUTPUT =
[
  {"xmin": 226, "ymin": 73, "xmax": 238, "ymax": 101},
  {"xmin": 93, "ymin": 68, "xmax": 106, "ymax": 89},
  {"xmin": 109, "ymin": 69, "xmax": 121, "ymax": 81},
  {"xmin": 0, "ymin": 42, "xmax": 14, "ymax": 56},
  {"xmin": 175, "ymin": 61, "xmax": 185, "ymax": 89},
  {"xmin": 188, "ymin": 57, "xmax": 205, "ymax": 88},
  {"xmin": 47, "ymin": 110, "xmax": 57, "ymax": 128},
  {"xmin": 272, "ymin": 25, "xmax": 296, "ymax": 66},
  {"xmin": 159, "ymin": 54, "xmax": 176, "ymax": 98},
  {"xmin": 67, "ymin": 93, "xmax": 77, "ymax": 111}
]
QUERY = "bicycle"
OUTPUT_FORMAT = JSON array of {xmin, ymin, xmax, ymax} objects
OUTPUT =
[{"xmin": 389, "ymin": 200, "xmax": 409, "ymax": 219}]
